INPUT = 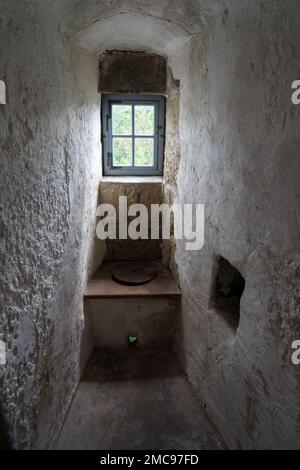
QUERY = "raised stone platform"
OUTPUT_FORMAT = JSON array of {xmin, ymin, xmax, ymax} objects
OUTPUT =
[{"xmin": 84, "ymin": 262, "xmax": 181, "ymax": 349}]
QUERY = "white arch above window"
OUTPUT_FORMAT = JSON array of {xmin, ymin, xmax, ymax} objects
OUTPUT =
[{"xmin": 71, "ymin": 12, "xmax": 197, "ymax": 57}]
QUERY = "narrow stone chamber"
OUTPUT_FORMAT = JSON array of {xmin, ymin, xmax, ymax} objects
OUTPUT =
[{"xmin": 1, "ymin": 0, "xmax": 300, "ymax": 451}]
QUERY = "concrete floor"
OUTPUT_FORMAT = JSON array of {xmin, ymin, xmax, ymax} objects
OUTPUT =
[{"xmin": 56, "ymin": 348, "xmax": 224, "ymax": 450}]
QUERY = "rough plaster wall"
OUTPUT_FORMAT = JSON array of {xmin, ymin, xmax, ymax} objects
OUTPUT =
[
  {"xmin": 162, "ymin": 68, "xmax": 181, "ymax": 273},
  {"xmin": 0, "ymin": 1, "xmax": 103, "ymax": 449},
  {"xmin": 174, "ymin": 0, "xmax": 300, "ymax": 449}
]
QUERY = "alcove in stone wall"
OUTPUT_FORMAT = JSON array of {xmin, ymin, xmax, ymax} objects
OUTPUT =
[{"xmin": 210, "ymin": 257, "xmax": 245, "ymax": 333}]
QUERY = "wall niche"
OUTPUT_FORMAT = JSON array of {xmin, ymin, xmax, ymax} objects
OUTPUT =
[{"xmin": 210, "ymin": 256, "xmax": 245, "ymax": 333}]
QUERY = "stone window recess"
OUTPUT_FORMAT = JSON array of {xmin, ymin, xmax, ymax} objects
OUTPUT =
[
  {"xmin": 102, "ymin": 94, "xmax": 165, "ymax": 176},
  {"xmin": 210, "ymin": 257, "xmax": 245, "ymax": 333}
]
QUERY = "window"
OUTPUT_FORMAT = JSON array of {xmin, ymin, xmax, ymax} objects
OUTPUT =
[{"xmin": 102, "ymin": 94, "xmax": 165, "ymax": 176}]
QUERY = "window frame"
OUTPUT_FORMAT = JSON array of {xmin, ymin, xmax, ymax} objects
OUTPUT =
[{"xmin": 101, "ymin": 93, "xmax": 165, "ymax": 176}]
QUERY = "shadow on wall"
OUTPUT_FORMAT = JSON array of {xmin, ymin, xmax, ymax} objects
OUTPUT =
[{"xmin": 209, "ymin": 256, "xmax": 245, "ymax": 333}]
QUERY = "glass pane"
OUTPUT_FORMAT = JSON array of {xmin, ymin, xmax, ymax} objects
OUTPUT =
[
  {"xmin": 135, "ymin": 105, "xmax": 155, "ymax": 136},
  {"xmin": 113, "ymin": 138, "xmax": 132, "ymax": 166},
  {"xmin": 135, "ymin": 138, "xmax": 154, "ymax": 167},
  {"xmin": 112, "ymin": 105, "xmax": 132, "ymax": 135}
]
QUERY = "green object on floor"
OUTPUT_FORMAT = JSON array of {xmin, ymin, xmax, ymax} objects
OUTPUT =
[{"xmin": 128, "ymin": 335, "xmax": 138, "ymax": 345}]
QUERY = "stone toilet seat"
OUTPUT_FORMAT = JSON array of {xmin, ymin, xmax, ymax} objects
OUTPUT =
[{"xmin": 111, "ymin": 262, "xmax": 158, "ymax": 286}]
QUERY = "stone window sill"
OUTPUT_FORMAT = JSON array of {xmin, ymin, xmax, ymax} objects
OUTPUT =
[{"xmin": 100, "ymin": 176, "xmax": 163, "ymax": 184}]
